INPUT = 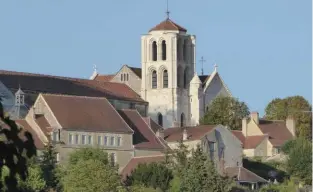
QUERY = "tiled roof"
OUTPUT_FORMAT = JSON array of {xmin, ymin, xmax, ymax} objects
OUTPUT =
[
  {"xmin": 164, "ymin": 125, "xmax": 216, "ymax": 142},
  {"xmin": 225, "ymin": 167, "xmax": 268, "ymax": 183},
  {"xmin": 121, "ymin": 155, "xmax": 166, "ymax": 179},
  {"xmin": 15, "ymin": 119, "xmax": 45, "ymax": 149},
  {"xmin": 258, "ymin": 119, "xmax": 293, "ymax": 147},
  {"xmin": 231, "ymin": 131, "xmax": 268, "ymax": 149},
  {"xmin": 94, "ymin": 74, "xmax": 115, "ymax": 82},
  {"xmin": 149, "ymin": 18, "xmax": 187, "ymax": 32},
  {"xmin": 34, "ymin": 115, "xmax": 52, "ymax": 135},
  {"xmin": 0, "ymin": 70, "xmax": 145, "ymax": 104},
  {"xmin": 42, "ymin": 94, "xmax": 134, "ymax": 133},
  {"xmin": 118, "ymin": 109, "xmax": 166, "ymax": 150},
  {"xmin": 128, "ymin": 67, "xmax": 142, "ymax": 78},
  {"xmin": 143, "ymin": 117, "xmax": 163, "ymax": 133}
]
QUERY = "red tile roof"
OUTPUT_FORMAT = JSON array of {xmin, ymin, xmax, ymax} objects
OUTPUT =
[
  {"xmin": 164, "ymin": 125, "xmax": 216, "ymax": 142},
  {"xmin": 149, "ymin": 19, "xmax": 187, "ymax": 32},
  {"xmin": 225, "ymin": 167, "xmax": 268, "ymax": 183},
  {"xmin": 121, "ymin": 155, "xmax": 166, "ymax": 179},
  {"xmin": 143, "ymin": 117, "xmax": 163, "ymax": 133},
  {"xmin": 42, "ymin": 94, "xmax": 134, "ymax": 133},
  {"xmin": 15, "ymin": 119, "xmax": 45, "ymax": 149},
  {"xmin": 0, "ymin": 70, "xmax": 145, "ymax": 104},
  {"xmin": 231, "ymin": 131, "xmax": 245, "ymax": 144},
  {"xmin": 232, "ymin": 131, "xmax": 267, "ymax": 149},
  {"xmin": 94, "ymin": 74, "xmax": 115, "ymax": 82},
  {"xmin": 118, "ymin": 109, "xmax": 167, "ymax": 150},
  {"xmin": 35, "ymin": 115, "xmax": 51, "ymax": 135},
  {"xmin": 258, "ymin": 120, "xmax": 293, "ymax": 147}
]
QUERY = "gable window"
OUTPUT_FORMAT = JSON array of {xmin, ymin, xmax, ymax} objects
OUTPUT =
[
  {"xmin": 180, "ymin": 113, "xmax": 185, "ymax": 127},
  {"xmin": 68, "ymin": 134, "xmax": 73, "ymax": 144},
  {"xmin": 117, "ymin": 136, "xmax": 121, "ymax": 146},
  {"xmin": 152, "ymin": 70, "xmax": 157, "ymax": 89},
  {"xmin": 161, "ymin": 40, "xmax": 166, "ymax": 60},
  {"xmin": 88, "ymin": 135, "xmax": 92, "ymax": 145},
  {"xmin": 97, "ymin": 136, "xmax": 102, "ymax": 145},
  {"xmin": 121, "ymin": 74, "xmax": 123, "ymax": 81},
  {"xmin": 123, "ymin": 74, "xmax": 126, "ymax": 82},
  {"xmin": 75, "ymin": 135, "xmax": 79, "ymax": 144},
  {"xmin": 163, "ymin": 70, "xmax": 168, "ymax": 88},
  {"xmin": 157, "ymin": 113, "xmax": 163, "ymax": 127},
  {"xmin": 104, "ymin": 136, "xmax": 108, "ymax": 146},
  {"xmin": 82, "ymin": 135, "xmax": 86, "ymax": 145},
  {"xmin": 126, "ymin": 74, "xmax": 129, "ymax": 81},
  {"xmin": 152, "ymin": 41, "xmax": 157, "ymax": 61},
  {"xmin": 110, "ymin": 136, "xmax": 115, "ymax": 146}
]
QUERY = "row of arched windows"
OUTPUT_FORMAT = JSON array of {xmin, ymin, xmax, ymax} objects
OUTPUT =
[
  {"xmin": 157, "ymin": 113, "xmax": 185, "ymax": 127},
  {"xmin": 152, "ymin": 40, "xmax": 166, "ymax": 61},
  {"xmin": 150, "ymin": 66, "xmax": 189, "ymax": 89},
  {"xmin": 120, "ymin": 73, "xmax": 129, "ymax": 81},
  {"xmin": 151, "ymin": 69, "xmax": 168, "ymax": 89}
]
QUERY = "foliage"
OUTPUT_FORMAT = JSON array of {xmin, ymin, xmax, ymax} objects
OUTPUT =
[
  {"xmin": 169, "ymin": 176, "xmax": 181, "ymax": 192},
  {"xmin": 0, "ymin": 98, "xmax": 37, "ymax": 191},
  {"xmin": 40, "ymin": 142, "xmax": 58, "ymax": 190},
  {"xmin": 61, "ymin": 159, "xmax": 120, "ymax": 192},
  {"xmin": 68, "ymin": 147, "xmax": 109, "ymax": 166},
  {"xmin": 200, "ymin": 96, "xmax": 250, "ymax": 130},
  {"xmin": 259, "ymin": 180, "xmax": 299, "ymax": 192},
  {"xmin": 285, "ymin": 138, "xmax": 312, "ymax": 185},
  {"xmin": 264, "ymin": 96, "xmax": 312, "ymax": 138},
  {"xmin": 118, "ymin": 184, "xmax": 160, "ymax": 192},
  {"xmin": 126, "ymin": 162, "xmax": 173, "ymax": 191}
]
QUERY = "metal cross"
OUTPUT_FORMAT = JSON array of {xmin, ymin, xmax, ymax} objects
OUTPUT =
[
  {"xmin": 166, "ymin": 0, "xmax": 170, "ymax": 19},
  {"xmin": 199, "ymin": 56, "xmax": 206, "ymax": 75}
]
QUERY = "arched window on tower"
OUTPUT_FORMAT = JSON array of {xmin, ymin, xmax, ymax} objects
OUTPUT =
[
  {"xmin": 161, "ymin": 40, "xmax": 166, "ymax": 60},
  {"xmin": 183, "ymin": 39, "xmax": 187, "ymax": 62},
  {"xmin": 152, "ymin": 41, "xmax": 157, "ymax": 61},
  {"xmin": 183, "ymin": 68, "xmax": 189, "ymax": 88},
  {"xmin": 180, "ymin": 113, "xmax": 185, "ymax": 127},
  {"xmin": 157, "ymin": 113, "xmax": 163, "ymax": 126},
  {"xmin": 152, "ymin": 70, "xmax": 157, "ymax": 89},
  {"xmin": 163, "ymin": 70, "xmax": 168, "ymax": 88}
]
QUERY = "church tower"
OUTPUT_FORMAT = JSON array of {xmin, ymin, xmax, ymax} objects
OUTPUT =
[{"xmin": 141, "ymin": 16, "xmax": 196, "ymax": 128}]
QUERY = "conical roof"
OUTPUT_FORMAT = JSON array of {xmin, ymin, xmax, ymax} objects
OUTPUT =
[{"xmin": 149, "ymin": 18, "xmax": 187, "ymax": 32}]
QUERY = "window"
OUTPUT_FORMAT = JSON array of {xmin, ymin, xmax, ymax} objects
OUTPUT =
[
  {"xmin": 68, "ymin": 134, "xmax": 73, "ymax": 144},
  {"xmin": 152, "ymin": 41, "xmax": 157, "ymax": 61},
  {"xmin": 152, "ymin": 70, "xmax": 157, "ymax": 89},
  {"xmin": 110, "ymin": 153, "xmax": 116, "ymax": 166},
  {"xmin": 75, "ymin": 135, "xmax": 79, "ymax": 144},
  {"xmin": 104, "ymin": 136, "xmax": 108, "ymax": 146},
  {"xmin": 97, "ymin": 136, "xmax": 102, "ymax": 145},
  {"xmin": 163, "ymin": 70, "xmax": 168, "ymax": 88},
  {"xmin": 117, "ymin": 136, "xmax": 121, "ymax": 146},
  {"xmin": 126, "ymin": 74, "xmax": 129, "ymax": 81},
  {"xmin": 157, "ymin": 113, "xmax": 163, "ymax": 127},
  {"xmin": 121, "ymin": 74, "xmax": 123, "ymax": 81},
  {"xmin": 161, "ymin": 40, "xmax": 166, "ymax": 60},
  {"xmin": 88, "ymin": 135, "xmax": 92, "ymax": 145},
  {"xmin": 110, "ymin": 136, "xmax": 114, "ymax": 146},
  {"xmin": 52, "ymin": 132, "xmax": 59, "ymax": 142},
  {"xmin": 82, "ymin": 135, "xmax": 86, "ymax": 145},
  {"xmin": 180, "ymin": 113, "xmax": 185, "ymax": 127},
  {"xmin": 123, "ymin": 74, "xmax": 126, "ymax": 81},
  {"xmin": 183, "ymin": 68, "xmax": 188, "ymax": 88}
]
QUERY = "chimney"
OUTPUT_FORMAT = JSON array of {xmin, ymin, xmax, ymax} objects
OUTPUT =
[
  {"xmin": 286, "ymin": 116, "xmax": 296, "ymax": 137},
  {"xmin": 251, "ymin": 112, "xmax": 259, "ymax": 125},
  {"xmin": 242, "ymin": 117, "xmax": 248, "ymax": 137},
  {"xmin": 183, "ymin": 128, "xmax": 188, "ymax": 141},
  {"xmin": 156, "ymin": 129, "xmax": 164, "ymax": 139}
]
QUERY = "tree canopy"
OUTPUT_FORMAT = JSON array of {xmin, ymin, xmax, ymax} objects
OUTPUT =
[
  {"xmin": 200, "ymin": 96, "xmax": 250, "ymax": 130},
  {"xmin": 264, "ymin": 96, "xmax": 312, "ymax": 138}
]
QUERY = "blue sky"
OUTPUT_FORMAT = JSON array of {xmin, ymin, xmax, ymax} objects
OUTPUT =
[{"xmin": 0, "ymin": 0, "xmax": 311, "ymax": 116}]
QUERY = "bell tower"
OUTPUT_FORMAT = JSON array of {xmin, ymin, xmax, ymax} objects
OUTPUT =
[{"xmin": 140, "ymin": 15, "xmax": 196, "ymax": 128}]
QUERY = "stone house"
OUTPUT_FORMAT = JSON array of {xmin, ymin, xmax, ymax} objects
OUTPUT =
[{"xmin": 232, "ymin": 112, "xmax": 295, "ymax": 158}]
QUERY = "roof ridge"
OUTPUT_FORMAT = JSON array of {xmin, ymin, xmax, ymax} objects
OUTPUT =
[{"xmin": 42, "ymin": 93, "xmax": 108, "ymax": 100}]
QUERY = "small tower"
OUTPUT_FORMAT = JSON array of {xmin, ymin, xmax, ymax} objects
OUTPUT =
[
  {"xmin": 189, "ymin": 73, "xmax": 203, "ymax": 126},
  {"xmin": 14, "ymin": 87, "xmax": 25, "ymax": 119}
]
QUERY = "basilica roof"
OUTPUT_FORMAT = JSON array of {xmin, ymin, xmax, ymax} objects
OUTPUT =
[{"xmin": 149, "ymin": 18, "xmax": 187, "ymax": 32}]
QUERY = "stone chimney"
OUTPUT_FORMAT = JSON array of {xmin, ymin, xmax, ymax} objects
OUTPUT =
[
  {"xmin": 156, "ymin": 129, "xmax": 164, "ymax": 139},
  {"xmin": 242, "ymin": 117, "xmax": 248, "ymax": 137},
  {"xmin": 251, "ymin": 112, "xmax": 259, "ymax": 125},
  {"xmin": 183, "ymin": 128, "xmax": 188, "ymax": 141},
  {"xmin": 286, "ymin": 116, "xmax": 296, "ymax": 137}
]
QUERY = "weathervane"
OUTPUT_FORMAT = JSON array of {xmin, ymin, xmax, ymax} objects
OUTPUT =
[
  {"xmin": 199, "ymin": 56, "xmax": 206, "ymax": 75},
  {"xmin": 166, "ymin": 0, "xmax": 170, "ymax": 19}
]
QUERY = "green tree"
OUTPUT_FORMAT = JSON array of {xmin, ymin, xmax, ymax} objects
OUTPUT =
[
  {"xmin": 126, "ymin": 162, "xmax": 173, "ymax": 191},
  {"xmin": 40, "ymin": 142, "xmax": 58, "ymax": 190},
  {"xmin": 0, "ymin": 98, "xmax": 37, "ymax": 191},
  {"xmin": 200, "ymin": 96, "xmax": 249, "ymax": 130},
  {"xmin": 264, "ymin": 96, "xmax": 312, "ymax": 138},
  {"xmin": 68, "ymin": 147, "xmax": 109, "ymax": 166},
  {"xmin": 284, "ymin": 138, "xmax": 312, "ymax": 185},
  {"xmin": 61, "ymin": 159, "xmax": 120, "ymax": 192}
]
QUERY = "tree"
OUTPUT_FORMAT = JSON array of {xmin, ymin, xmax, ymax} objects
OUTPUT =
[
  {"xmin": 200, "ymin": 96, "xmax": 250, "ymax": 130},
  {"xmin": 264, "ymin": 96, "xmax": 312, "ymax": 138},
  {"xmin": 68, "ymin": 147, "xmax": 109, "ymax": 166},
  {"xmin": 126, "ymin": 162, "xmax": 173, "ymax": 191},
  {"xmin": 40, "ymin": 141, "xmax": 58, "ymax": 190},
  {"xmin": 0, "ymin": 98, "xmax": 37, "ymax": 191},
  {"xmin": 283, "ymin": 138, "xmax": 312, "ymax": 185},
  {"xmin": 61, "ymin": 159, "xmax": 120, "ymax": 192}
]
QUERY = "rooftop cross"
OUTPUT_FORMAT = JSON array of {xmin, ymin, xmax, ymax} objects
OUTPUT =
[
  {"xmin": 166, "ymin": 0, "xmax": 170, "ymax": 19},
  {"xmin": 199, "ymin": 56, "xmax": 206, "ymax": 75}
]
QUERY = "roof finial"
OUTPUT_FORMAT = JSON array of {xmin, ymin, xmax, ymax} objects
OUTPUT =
[
  {"xmin": 93, "ymin": 64, "xmax": 97, "ymax": 73},
  {"xmin": 199, "ymin": 56, "xmax": 206, "ymax": 75},
  {"xmin": 166, "ymin": 0, "xmax": 170, "ymax": 19},
  {"xmin": 214, "ymin": 63, "xmax": 218, "ymax": 72}
]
